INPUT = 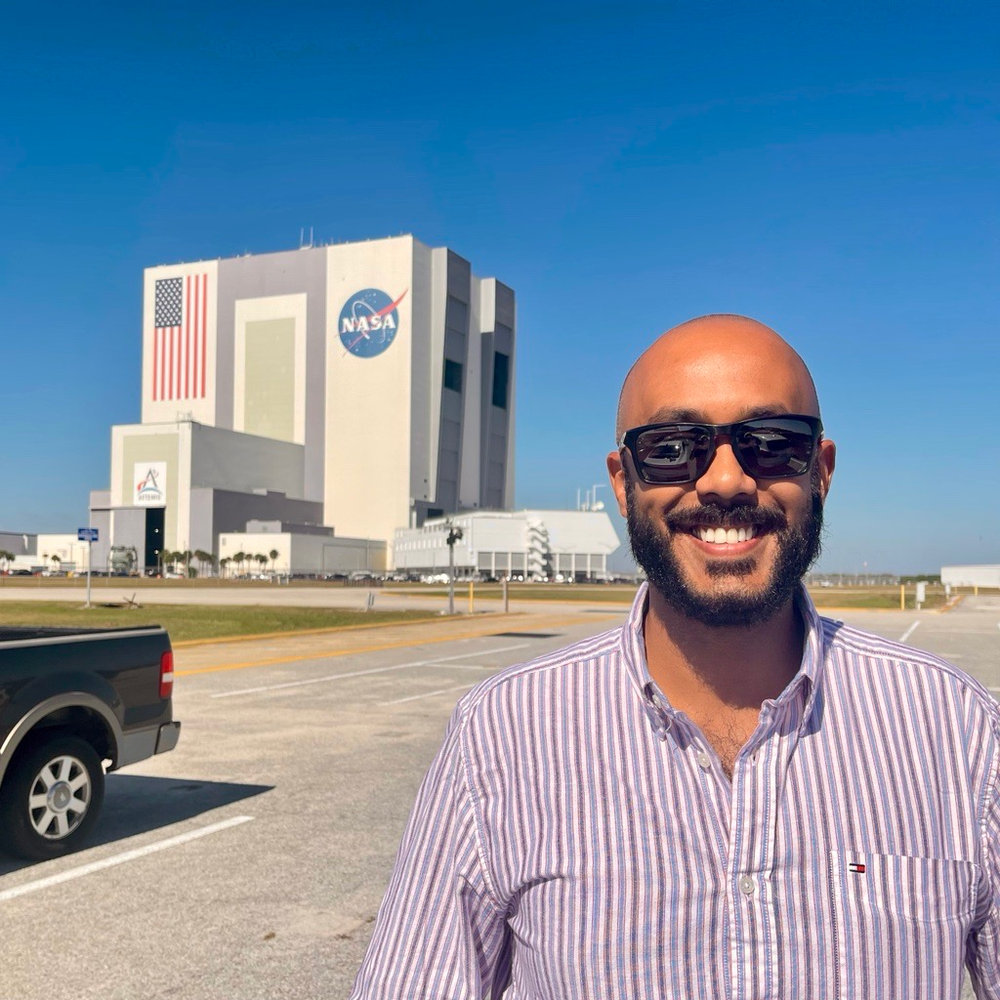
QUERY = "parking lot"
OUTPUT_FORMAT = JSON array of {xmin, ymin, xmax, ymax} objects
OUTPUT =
[{"xmin": 0, "ymin": 595, "xmax": 996, "ymax": 998}]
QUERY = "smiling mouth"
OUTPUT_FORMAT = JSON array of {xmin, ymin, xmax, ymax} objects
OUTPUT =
[{"xmin": 690, "ymin": 525, "xmax": 758, "ymax": 545}]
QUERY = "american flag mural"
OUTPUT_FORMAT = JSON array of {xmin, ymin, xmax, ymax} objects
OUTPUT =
[{"xmin": 153, "ymin": 274, "xmax": 208, "ymax": 401}]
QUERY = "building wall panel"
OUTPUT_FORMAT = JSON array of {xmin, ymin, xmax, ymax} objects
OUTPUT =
[
  {"xmin": 218, "ymin": 250, "xmax": 328, "ymax": 499},
  {"xmin": 325, "ymin": 237, "xmax": 415, "ymax": 539}
]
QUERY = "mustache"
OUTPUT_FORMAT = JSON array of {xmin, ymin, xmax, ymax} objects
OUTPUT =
[{"xmin": 664, "ymin": 503, "xmax": 787, "ymax": 534}]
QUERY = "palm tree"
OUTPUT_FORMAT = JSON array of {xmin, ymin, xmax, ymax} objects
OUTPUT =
[
  {"xmin": 255, "ymin": 554, "xmax": 268, "ymax": 573},
  {"xmin": 269, "ymin": 548, "xmax": 280, "ymax": 575},
  {"xmin": 194, "ymin": 549, "xmax": 212, "ymax": 576},
  {"xmin": 219, "ymin": 557, "xmax": 231, "ymax": 578},
  {"xmin": 233, "ymin": 551, "xmax": 247, "ymax": 577}
]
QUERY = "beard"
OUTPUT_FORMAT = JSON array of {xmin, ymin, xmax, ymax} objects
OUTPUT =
[{"xmin": 625, "ymin": 469, "xmax": 824, "ymax": 628}]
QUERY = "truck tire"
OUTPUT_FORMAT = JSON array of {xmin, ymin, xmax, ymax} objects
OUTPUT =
[{"xmin": 0, "ymin": 734, "xmax": 105, "ymax": 860}]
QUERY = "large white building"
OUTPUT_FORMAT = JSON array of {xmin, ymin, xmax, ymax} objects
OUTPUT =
[
  {"xmin": 393, "ymin": 510, "xmax": 621, "ymax": 582},
  {"xmin": 941, "ymin": 564, "xmax": 1000, "ymax": 588},
  {"xmin": 89, "ymin": 235, "xmax": 516, "ymax": 572}
]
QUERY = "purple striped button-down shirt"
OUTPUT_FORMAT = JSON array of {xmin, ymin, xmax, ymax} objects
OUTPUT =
[{"xmin": 351, "ymin": 585, "xmax": 1000, "ymax": 999}]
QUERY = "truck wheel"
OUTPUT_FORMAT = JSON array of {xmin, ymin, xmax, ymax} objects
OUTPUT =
[{"xmin": 0, "ymin": 735, "xmax": 105, "ymax": 860}]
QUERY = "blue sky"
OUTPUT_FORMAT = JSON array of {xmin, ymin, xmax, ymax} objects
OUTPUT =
[{"xmin": 2, "ymin": 2, "xmax": 997, "ymax": 574}]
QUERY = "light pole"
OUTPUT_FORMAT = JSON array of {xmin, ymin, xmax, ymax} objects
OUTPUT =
[{"xmin": 445, "ymin": 522, "xmax": 464, "ymax": 615}]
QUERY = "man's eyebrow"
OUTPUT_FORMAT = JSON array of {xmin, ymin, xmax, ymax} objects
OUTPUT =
[{"xmin": 643, "ymin": 404, "xmax": 794, "ymax": 424}]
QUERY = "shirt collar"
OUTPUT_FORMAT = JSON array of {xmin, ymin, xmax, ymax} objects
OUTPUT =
[{"xmin": 622, "ymin": 581, "xmax": 827, "ymax": 738}]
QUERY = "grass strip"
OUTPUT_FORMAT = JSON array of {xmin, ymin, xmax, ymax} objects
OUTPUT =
[
  {"xmin": 807, "ymin": 590, "xmax": 948, "ymax": 610},
  {"xmin": 0, "ymin": 602, "xmax": 439, "ymax": 644},
  {"xmin": 393, "ymin": 584, "xmax": 951, "ymax": 610}
]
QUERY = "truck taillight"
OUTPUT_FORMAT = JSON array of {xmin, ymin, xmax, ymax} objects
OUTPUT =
[{"xmin": 159, "ymin": 651, "xmax": 174, "ymax": 699}]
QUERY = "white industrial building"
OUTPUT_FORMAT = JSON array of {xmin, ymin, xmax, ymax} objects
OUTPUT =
[
  {"xmin": 393, "ymin": 510, "xmax": 621, "ymax": 582},
  {"xmin": 88, "ymin": 235, "xmax": 516, "ymax": 573},
  {"xmin": 0, "ymin": 532, "xmax": 93, "ymax": 575},
  {"xmin": 217, "ymin": 521, "xmax": 387, "ymax": 577},
  {"xmin": 941, "ymin": 564, "xmax": 1000, "ymax": 588}
]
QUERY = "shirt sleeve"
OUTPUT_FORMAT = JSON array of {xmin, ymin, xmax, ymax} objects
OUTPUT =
[
  {"xmin": 349, "ymin": 707, "xmax": 510, "ymax": 999},
  {"xmin": 968, "ymin": 737, "xmax": 1000, "ymax": 998}
]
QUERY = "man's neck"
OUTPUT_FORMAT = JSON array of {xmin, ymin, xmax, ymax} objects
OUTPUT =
[{"xmin": 643, "ymin": 586, "xmax": 806, "ymax": 720}]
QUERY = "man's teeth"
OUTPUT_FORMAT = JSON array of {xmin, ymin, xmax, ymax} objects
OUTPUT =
[{"xmin": 697, "ymin": 526, "xmax": 756, "ymax": 544}]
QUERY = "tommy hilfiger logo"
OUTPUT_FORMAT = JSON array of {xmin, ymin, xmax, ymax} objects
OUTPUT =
[{"xmin": 848, "ymin": 862, "xmax": 867, "ymax": 874}]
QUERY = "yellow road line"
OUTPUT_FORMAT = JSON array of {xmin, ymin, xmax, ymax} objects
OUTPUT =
[
  {"xmin": 176, "ymin": 614, "xmax": 619, "ymax": 678},
  {"xmin": 172, "ymin": 612, "xmax": 506, "ymax": 648}
]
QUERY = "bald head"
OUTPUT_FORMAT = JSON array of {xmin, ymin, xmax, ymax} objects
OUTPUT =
[{"xmin": 616, "ymin": 315, "xmax": 820, "ymax": 438}]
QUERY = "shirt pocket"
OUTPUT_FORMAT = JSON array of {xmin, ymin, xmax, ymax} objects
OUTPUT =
[{"xmin": 828, "ymin": 850, "xmax": 978, "ymax": 1000}]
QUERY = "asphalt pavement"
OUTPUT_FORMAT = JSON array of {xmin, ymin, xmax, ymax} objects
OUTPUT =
[{"xmin": 0, "ymin": 596, "xmax": 995, "ymax": 998}]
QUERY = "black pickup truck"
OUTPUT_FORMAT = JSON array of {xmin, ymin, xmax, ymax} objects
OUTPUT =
[{"xmin": 0, "ymin": 624, "xmax": 180, "ymax": 860}]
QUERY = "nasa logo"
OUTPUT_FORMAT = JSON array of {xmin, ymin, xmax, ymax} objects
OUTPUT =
[{"xmin": 339, "ymin": 288, "xmax": 408, "ymax": 358}]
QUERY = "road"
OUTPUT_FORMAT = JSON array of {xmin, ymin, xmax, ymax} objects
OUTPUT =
[{"xmin": 0, "ymin": 595, "xmax": 995, "ymax": 998}]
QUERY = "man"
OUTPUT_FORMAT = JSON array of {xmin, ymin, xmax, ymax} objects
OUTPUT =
[{"xmin": 351, "ymin": 315, "xmax": 1000, "ymax": 998}]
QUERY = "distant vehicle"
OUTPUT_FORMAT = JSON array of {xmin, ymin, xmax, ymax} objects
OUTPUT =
[
  {"xmin": 420, "ymin": 573, "xmax": 449, "ymax": 584},
  {"xmin": 0, "ymin": 624, "xmax": 180, "ymax": 859}
]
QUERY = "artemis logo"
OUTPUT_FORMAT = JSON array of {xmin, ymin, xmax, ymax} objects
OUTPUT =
[
  {"xmin": 339, "ymin": 288, "xmax": 408, "ymax": 358},
  {"xmin": 134, "ymin": 462, "xmax": 167, "ymax": 506},
  {"xmin": 137, "ymin": 468, "xmax": 160, "ymax": 496}
]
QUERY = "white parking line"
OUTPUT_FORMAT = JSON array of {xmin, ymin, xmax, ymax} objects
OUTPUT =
[
  {"xmin": 0, "ymin": 815, "xmax": 253, "ymax": 903},
  {"xmin": 899, "ymin": 621, "xmax": 920, "ymax": 644},
  {"xmin": 381, "ymin": 683, "xmax": 477, "ymax": 706},
  {"xmin": 212, "ymin": 643, "xmax": 530, "ymax": 698}
]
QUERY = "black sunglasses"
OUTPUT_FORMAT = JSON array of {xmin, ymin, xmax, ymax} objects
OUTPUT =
[{"xmin": 619, "ymin": 414, "xmax": 823, "ymax": 485}]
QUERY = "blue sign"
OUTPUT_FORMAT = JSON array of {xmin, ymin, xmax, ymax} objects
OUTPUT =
[
  {"xmin": 338, "ymin": 287, "xmax": 407, "ymax": 358},
  {"xmin": 78, "ymin": 528, "xmax": 99, "ymax": 542}
]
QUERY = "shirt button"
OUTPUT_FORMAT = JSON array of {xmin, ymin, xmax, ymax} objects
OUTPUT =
[
  {"xmin": 697, "ymin": 752, "xmax": 711, "ymax": 771},
  {"xmin": 739, "ymin": 876, "xmax": 755, "ymax": 896}
]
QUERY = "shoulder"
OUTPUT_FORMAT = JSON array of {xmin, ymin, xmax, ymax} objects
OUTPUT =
[{"xmin": 820, "ymin": 616, "xmax": 1000, "ymax": 725}]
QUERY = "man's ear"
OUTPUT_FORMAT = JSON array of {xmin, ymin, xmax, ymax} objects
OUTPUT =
[
  {"xmin": 816, "ymin": 438, "xmax": 836, "ymax": 501},
  {"xmin": 607, "ymin": 450, "xmax": 629, "ymax": 518}
]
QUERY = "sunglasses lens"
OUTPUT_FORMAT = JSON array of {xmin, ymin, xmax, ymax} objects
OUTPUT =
[
  {"xmin": 628, "ymin": 416, "xmax": 819, "ymax": 484},
  {"xmin": 633, "ymin": 426, "xmax": 712, "ymax": 483},
  {"xmin": 735, "ymin": 418, "xmax": 817, "ymax": 477}
]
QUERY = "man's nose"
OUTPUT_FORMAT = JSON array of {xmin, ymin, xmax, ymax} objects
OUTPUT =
[{"xmin": 695, "ymin": 440, "xmax": 758, "ymax": 504}]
